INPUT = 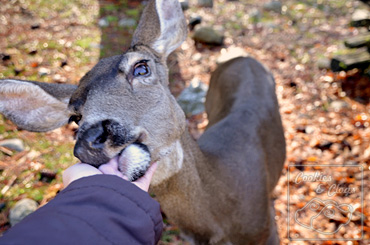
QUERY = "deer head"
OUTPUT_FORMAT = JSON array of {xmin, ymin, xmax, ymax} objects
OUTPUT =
[{"xmin": 0, "ymin": 0, "xmax": 187, "ymax": 182}]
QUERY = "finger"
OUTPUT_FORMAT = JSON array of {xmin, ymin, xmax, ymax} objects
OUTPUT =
[
  {"xmin": 133, "ymin": 162, "xmax": 158, "ymax": 192},
  {"xmin": 63, "ymin": 163, "xmax": 102, "ymax": 187},
  {"xmin": 143, "ymin": 161, "xmax": 158, "ymax": 181},
  {"xmin": 98, "ymin": 157, "xmax": 126, "ymax": 179}
]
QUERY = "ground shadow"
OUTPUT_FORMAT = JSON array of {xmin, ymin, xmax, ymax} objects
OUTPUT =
[{"xmin": 340, "ymin": 71, "xmax": 370, "ymax": 105}]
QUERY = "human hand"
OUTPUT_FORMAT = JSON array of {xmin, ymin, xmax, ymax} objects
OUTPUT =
[
  {"xmin": 63, "ymin": 158, "xmax": 158, "ymax": 192},
  {"xmin": 99, "ymin": 157, "xmax": 158, "ymax": 192}
]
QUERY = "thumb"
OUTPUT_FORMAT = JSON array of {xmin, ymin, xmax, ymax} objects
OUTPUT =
[{"xmin": 132, "ymin": 162, "xmax": 158, "ymax": 192}]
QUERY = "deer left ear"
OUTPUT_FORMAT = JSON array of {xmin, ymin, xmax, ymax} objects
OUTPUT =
[
  {"xmin": 131, "ymin": 0, "xmax": 187, "ymax": 59},
  {"xmin": 0, "ymin": 79, "xmax": 77, "ymax": 132}
]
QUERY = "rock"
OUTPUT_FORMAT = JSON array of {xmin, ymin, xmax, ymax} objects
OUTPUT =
[
  {"xmin": 192, "ymin": 53, "xmax": 202, "ymax": 61},
  {"xmin": 189, "ymin": 16, "xmax": 202, "ymax": 30},
  {"xmin": 28, "ymin": 50, "xmax": 37, "ymax": 55},
  {"xmin": 295, "ymin": 126, "xmax": 306, "ymax": 133},
  {"xmin": 40, "ymin": 169, "xmax": 57, "ymax": 183},
  {"xmin": 305, "ymin": 125, "xmax": 315, "ymax": 134},
  {"xmin": 177, "ymin": 79, "xmax": 208, "ymax": 116},
  {"xmin": 315, "ymin": 141, "xmax": 333, "ymax": 151},
  {"xmin": 14, "ymin": 68, "xmax": 22, "ymax": 76},
  {"xmin": 179, "ymin": 0, "xmax": 189, "ymax": 11},
  {"xmin": 198, "ymin": 0, "xmax": 213, "ymax": 7},
  {"xmin": 263, "ymin": 1, "xmax": 282, "ymax": 14},
  {"xmin": 216, "ymin": 47, "xmax": 248, "ymax": 64},
  {"xmin": 53, "ymin": 74, "xmax": 67, "ymax": 83},
  {"xmin": 30, "ymin": 23, "xmax": 40, "ymax": 30},
  {"xmin": 0, "ymin": 202, "xmax": 5, "ymax": 211},
  {"xmin": 317, "ymin": 57, "xmax": 331, "ymax": 69},
  {"xmin": 265, "ymin": 22, "xmax": 278, "ymax": 29},
  {"xmin": 90, "ymin": 43, "xmax": 102, "ymax": 49},
  {"xmin": 9, "ymin": 198, "xmax": 38, "ymax": 226},
  {"xmin": 60, "ymin": 60, "xmax": 68, "ymax": 67},
  {"xmin": 330, "ymin": 100, "xmax": 349, "ymax": 112},
  {"xmin": 0, "ymin": 53, "xmax": 11, "ymax": 61},
  {"xmin": 98, "ymin": 18, "xmax": 109, "ymax": 27},
  {"xmin": 249, "ymin": 9, "xmax": 262, "ymax": 24},
  {"xmin": 193, "ymin": 27, "xmax": 224, "ymax": 46},
  {"xmin": 350, "ymin": 9, "xmax": 370, "ymax": 27},
  {"xmin": 344, "ymin": 33, "xmax": 370, "ymax": 49},
  {"xmin": 38, "ymin": 67, "xmax": 50, "ymax": 77},
  {"xmin": 330, "ymin": 47, "xmax": 370, "ymax": 72},
  {"xmin": 0, "ymin": 139, "xmax": 25, "ymax": 152},
  {"xmin": 118, "ymin": 18, "xmax": 136, "ymax": 27}
]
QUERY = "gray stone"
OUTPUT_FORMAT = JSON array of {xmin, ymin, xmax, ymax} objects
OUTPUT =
[
  {"xmin": 198, "ymin": 0, "xmax": 213, "ymax": 8},
  {"xmin": 179, "ymin": 0, "xmax": 189, "ymax": 11},
  {"xmin": 193, "ymin": 27, "xmax": 224, "ymax": 46},
  {"xmin": 0, "ymin": 138, "xmax": 25, "ymax": 152},
  {"xmin": 98, "ymin": 18, "xmax": 109, "ymax": 27},
  {"xmin": 38, "ymin": 67, "xmax": 50, "ymax": 77},
  {"xmin": 330, "ymin": 100, "xmax": 349, "ymax": 112},
  {"xmin": 118, "ymin": 18, "xmax": 136, "ymax": 27},
  {"xmin": 305, "ymin": 126, "xmax": 315, "ymax": 134},
  {"xmin": 263, "ymin": 1, "xmax": 282, "ymax": 14},
  {"xmin": 317, "ymin": 57, "xmax": 331, "ymax": 70},
  {"xmin": 9, "ymin": 198, "xmax": 38, "ymax": 226},
  {"xmin": 249, "ymin": 9, "xmax": 262, "ymax": 23},
  {"xmin": 189, "ymin": 16, "xmax": 202, "ymax": 30},
  {"xmin": 177, "ymin": 79, "xmax": 208, "ymax": 116},
  {"xmin": 331, "ymin": 47, "xmax": 370, "ymax": 72},
  {"xmin": 350, "ymin": 9, "xmax": 370, "ymax": 27}
]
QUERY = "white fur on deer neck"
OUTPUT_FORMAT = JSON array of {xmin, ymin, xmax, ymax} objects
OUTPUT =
[{"xmin": 151, "ymin": 140, "xmax": 184, "ymax": 186}]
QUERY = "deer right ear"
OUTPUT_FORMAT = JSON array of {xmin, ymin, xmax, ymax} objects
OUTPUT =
[
  {"xmin": 0, "ymin": 79, "xmax": 77, "ymax": 132},
  {"xmin": 131, "ymin": 0, "xmax": 187, "ymax": 59}
]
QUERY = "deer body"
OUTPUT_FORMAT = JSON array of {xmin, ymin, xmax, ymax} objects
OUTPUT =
[
  {"xmin": 0, "ymin": 0, "xmax": 285, "ymax": 244},
  {"xmin": 152, "ymin": 57, "xmax": 285, "ymax": 244}
]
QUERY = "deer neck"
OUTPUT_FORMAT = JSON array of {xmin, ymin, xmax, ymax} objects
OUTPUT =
[
  {"xmin": 150, "ymin": 129, "xmax": 222, "ymax": 238},
  {"xmin": 151, "ymin": 129, "xmax": 207, "ymax": 190}
]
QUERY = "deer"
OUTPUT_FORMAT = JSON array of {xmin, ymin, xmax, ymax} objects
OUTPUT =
[{"xmin": 0, "ymin": 0, "xmax": 286, "ymax": 244}]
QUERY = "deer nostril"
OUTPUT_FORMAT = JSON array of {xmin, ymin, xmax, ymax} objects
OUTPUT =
[
  {"xmin": 95, "ymin": 133, "xmax": 107, "ymax": 145},
  {"xmin": 73, "ymin": 139, "xmax": 110, "ymax": 166},
  {"xmin": 78, "ymin": 119, "xmax": 133, "ymax": 151},
  {"xmin": 84, "ymin": 121, "xmax": 108, "ymax": 148}
]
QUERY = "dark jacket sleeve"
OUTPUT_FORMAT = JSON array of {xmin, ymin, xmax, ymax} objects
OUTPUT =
[{"xmin": 0, "ymin": 175, "xmax": 163, "ymax": 245}]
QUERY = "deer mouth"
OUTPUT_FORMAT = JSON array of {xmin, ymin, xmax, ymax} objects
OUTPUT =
[{"xmin": 116, "ymin": 142, "xmax": 151, "ymax": 181}]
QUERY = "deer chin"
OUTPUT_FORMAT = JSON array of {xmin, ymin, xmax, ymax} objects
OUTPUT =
[{"xmin": 117, "ymin": 143, "xmax": 151, "ymax": 181}]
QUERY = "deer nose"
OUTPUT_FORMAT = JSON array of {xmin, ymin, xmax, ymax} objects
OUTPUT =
[
  {"xmin": 84, "ymin": 121, "xmax": 108, "ymax": 148},
  {"xmin": 73, "ymin": 120, "xmax": 135, "ymax": 166},
  {"xmin": 73, "ymin": 120, "xmax": 111, "ymax": 166}
]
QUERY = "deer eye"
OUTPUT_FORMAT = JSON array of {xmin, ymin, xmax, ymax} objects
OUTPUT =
[
  {"xmin": 68, "ymin": 114, "xmax": 82, "ymax": 125},
  {"xmin": 133, "ymin": 60, "xmax": 150, "ymax": 77}
]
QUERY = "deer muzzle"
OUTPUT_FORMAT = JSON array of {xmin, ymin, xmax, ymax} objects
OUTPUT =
[
  {"xmin": 73, "ymin": 119, "xmax": 152, "ymax": 181},
  {"xmin": 74, "ymin": 119, "xmax": 135, "ymax": 166}
]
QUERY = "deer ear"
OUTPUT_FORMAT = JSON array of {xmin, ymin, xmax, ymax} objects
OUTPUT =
[
  {"xmin": 0, "ymin": 79, "xmax": 77, "ymax": 132},
  {"xmin": 131, "ymin": 0, "xmax": 187, "ymax": 59}
]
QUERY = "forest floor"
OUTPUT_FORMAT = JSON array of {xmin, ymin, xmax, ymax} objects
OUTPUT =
[{"xmin": 0, "ymin": 0, "xmax": 369, "ymax": 244}]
